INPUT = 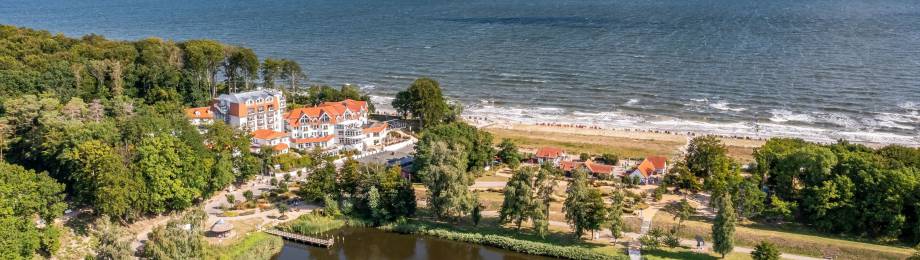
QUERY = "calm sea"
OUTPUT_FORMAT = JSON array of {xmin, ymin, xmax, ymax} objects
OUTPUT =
[{"xmin": 2, "ymin": 0, "xmax": 919, "ymax": 145}]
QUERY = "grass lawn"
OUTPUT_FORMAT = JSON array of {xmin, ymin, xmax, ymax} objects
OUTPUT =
[
  {"xmin": 643, "ymin": 247, "xmax": 752, "ymax": 260},
  {"xmin": 652, "ymin": 211, "xmax": 914, "ymax": 260},
  {"xmin": 209, "ymin": 232, "xmax": 283, "ymax": 260}
]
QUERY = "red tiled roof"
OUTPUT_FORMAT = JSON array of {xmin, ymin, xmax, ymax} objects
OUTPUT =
[
  {"xmin": 535, "ymin": 147, "xmax": 564, "ymax": 158},
  {"xmin": 585, "ymin": 161, "xmax": 614, "ymax": 175},
  {"xmin": 185, "ymin": 107, "xmax": 214, "ymax": 119},
  {"xmin": 291, "ymin": 135, "xmax": 335, "ymax": 144},
  {"xmin": 284, "ymin": 99, "xmax": 367, "ymax": 127},
  {"xmin": 646, "ymin": 156, "xmax": 667, "ymax": 170},
  {"xmin": 251, "ymin": 129, "xmax": 288, "ymax": 140},
  {"xmin": 634, "ymin": 167, "xmax": 651, "ymax": 177},
  {"xmin": 272, "ymin": 143, "xmax": 289, "ymax": 151},
  {"xmin": 561, "ymin": 161, "xmax": 582, "ymax": 172},
  {"xmin": 362, "ymin": 122, "xmax": 387, "ymax": 134}
]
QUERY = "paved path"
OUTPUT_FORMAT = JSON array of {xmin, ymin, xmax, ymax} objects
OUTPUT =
[{"xmin": 472, "ymin": 181, "xmax": 507, "ymax": 189}]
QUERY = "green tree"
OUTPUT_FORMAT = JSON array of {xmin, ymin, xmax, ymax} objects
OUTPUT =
[
  {"xmin": 0, "ymin": 161, "xmax": 67, "ymax": 257},
  {"xmin": 564, "ymin": 169, "xmax": 607, "ymax": 239},
  {"xmin": 685, "ymin": 135, "xmax": 729, "ymax": 180},
  {"xmin": 299, "ymin": 162, "xmax": 337, "ymax": 202},
  {"xmin": 712, "ymin": 194, "xmax": 736, "ymax": 258},
  {"xmin": 751, "ymin": 241, "xmax": 780, "ymax": 260},
  {"xmin": 133, "ymin": 135, "xmax": 204, "ymax": 213},
  {"xmin": 143, "ymin": 220, "xmax": 207, "ymax": 260},
  {"xmin": 367, "ymin": 186, "xmax": 385, "ymax": 225},
  {"xmin": 413, "ymin": 122, "xmax": 494, "ymax": 173},
  {"xmin": 666, "ymin": 161, "xmax": 701, "ymax": 193},
  {"xmin": 261, "ymin": 58, "xmax": 284, "ymax": 89},
  {"xmin": 277, "ymin": 203, "xmax": 289, "ymax": 218},
  {"xmin": 92, "ymin": 217, "xmax": 133, "ymax": 260},
  {"xmin": 608, "ymin": 189, "xmax": 626, "ymax": 242},
  {"xmin": 280, "ymin": 59, "xmax": 304, "ymax": 92},
  {"xmin": 672, "ymin": 199, "xmax": 697, "ymax": 234},
  {"xmin": 532, "ymin": 164, "xmax": 557, "ymax": 238},
  {"xmin": 243, "ymin": 190, "xmax": 254, "ymax": 202},
  {"xmin": 497, "ymin": 139, "xmax": 522, "ymax": 169},
  {"xmin": 472, "ymin": 201, "xmax": 482, "ymax": 226},
  {"xmin": 499, "ymin": 167, "xmax": 535, "ymax": 229},
  {"xmin": 419, "ymin": 141, "xmax": 475, "ymax": 220},
  {"xmin": 600, "ymin": 153, "xmax": 619, "ymax": 165},
  {"xmin": 226, "ymin": 194, "xmax": 236, "ymax": 206},
  {"xmin": 392, "ymin": 77, "xmax": 450, "ymax": 128},
  {"xmin": 181, "ymin": 40, "xmax": 225, "ymax": 99}
]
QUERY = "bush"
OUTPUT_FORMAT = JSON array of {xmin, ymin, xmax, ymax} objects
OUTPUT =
[
  {"xmin": 639, "ymin": 235, "xmax": 660, "ymax": 250},
  {"xmin": 211, "ymin": 232, "xmax": 283, "ymax": 260},
  {"xmin": 664, "ymin": 230, "xmax": 681, "ymax": 248},
  {"xmin": 751, "ymin": 241, "xmax": 780, "ymax": 260},
  {"xmin": 384, "ymin": 221, "xmax": 622, "ymax": 260},
  {"xmin": 279, "ymin": 214, "xmax": 344, "ymax": 235}
]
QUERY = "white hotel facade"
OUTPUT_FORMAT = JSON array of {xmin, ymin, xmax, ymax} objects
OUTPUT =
[{"xmin": 187, "ymin": 89, "xmax": 387, "ymax": 154}]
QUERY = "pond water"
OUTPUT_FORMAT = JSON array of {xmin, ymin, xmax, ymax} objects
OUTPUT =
[{"xmin": 273, "ymin": 227, "xmax": 552, "ymax": 260}]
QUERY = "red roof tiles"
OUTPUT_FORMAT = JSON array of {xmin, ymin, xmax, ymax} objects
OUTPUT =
[
  {"xmin": 251, "ymin": 129, "xmax": 288, "ymax": 140},
  {"xmin": 535, "ymin": 147, "xmax": 564, "ymax": 158},
  {"xmin": 185, "ymin": 107, "xmax": 214, "ymax": 119}
]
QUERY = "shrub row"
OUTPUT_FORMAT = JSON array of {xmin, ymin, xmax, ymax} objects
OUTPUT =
[{"xmin": 385, "ymin": 222, "xmax": 624, "ymax": 260}]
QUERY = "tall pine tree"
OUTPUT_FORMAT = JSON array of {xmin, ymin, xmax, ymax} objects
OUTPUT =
[{"xmin": 712, "ymin": 194, "xmax": 736, "ymax": 258}]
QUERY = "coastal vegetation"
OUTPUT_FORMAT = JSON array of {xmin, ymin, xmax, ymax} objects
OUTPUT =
[
  {"xmin": 278, "ymin": 214, "xmax": 344, "ymax": 236},
  {"xmin": 385, "ymin": 220, "xmax": 623, "ymax": 260},
  {"xmin": 658, "ymin": 135, "xmax": 920, "ymax": 259}
]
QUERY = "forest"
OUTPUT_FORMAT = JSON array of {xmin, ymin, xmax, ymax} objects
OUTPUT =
[{"xmin": 0, "ymin": 25, "xmax": 317, "ymax": 258}]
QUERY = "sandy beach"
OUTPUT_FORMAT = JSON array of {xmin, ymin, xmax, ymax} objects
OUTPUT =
[{"xmin": 458, "ymin": 114, "xmax": 764, "ymax": 162}]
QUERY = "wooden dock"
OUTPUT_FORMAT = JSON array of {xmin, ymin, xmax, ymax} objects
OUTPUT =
[{"xmin": 264, "ymin": 229, "xmax": 334, "ymax": 247}]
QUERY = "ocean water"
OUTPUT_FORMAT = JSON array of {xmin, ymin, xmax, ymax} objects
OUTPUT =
[{"xmin": 2, "ymin": 0, "xmax": 919, "ymax": 145}]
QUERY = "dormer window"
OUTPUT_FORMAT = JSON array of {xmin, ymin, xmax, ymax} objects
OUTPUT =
[{"xmin": 246, "ymin": 99, "xmax": 253, "ymax": 105}]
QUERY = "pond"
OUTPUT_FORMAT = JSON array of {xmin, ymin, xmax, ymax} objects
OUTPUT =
[{"xmin": 273, "ymin": 227, "xmax": 552, "ymax": 260}]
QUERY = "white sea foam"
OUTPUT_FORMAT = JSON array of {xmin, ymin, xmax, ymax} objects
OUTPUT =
[
  {"xmin": 898, "ymin": 101, "xmax": 919, "ymax": 111},
  {"xmin": 814, "ymin": 112, "xmax": 859, "ymax": 128},
  {"xmin": 690, "ymin": 98, "xmax": 708, "ymax": 102},
  {"xmin": 359, "ymin": 84, "xmax": 376, "ymax": 91},
  {"xmin": 382, "ymin": 94, "xmax": 919, "ymax": 146},
  {"xmin": 625, "ymin": 99, "xmax": 639, "ymax": 106},
  {"xmin": 769, "ymin": 109, "xmax": 814, "ymax": 123},
  {"xmin": 709, "ymin": 101, "xmax": 746, "ymax": 112}
]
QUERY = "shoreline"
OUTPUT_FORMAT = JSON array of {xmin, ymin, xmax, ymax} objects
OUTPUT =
[{"xmin": 371, "ymin": 95, "xmax": 917, "ymax": 148}]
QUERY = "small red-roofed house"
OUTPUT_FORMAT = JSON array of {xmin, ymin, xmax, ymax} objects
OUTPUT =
[
  {"xmin": 535, "ymin": 147, "xmax": 565, "ymax": 166},
  {"xmin": 185, "ymin": 107, "xmax": 214, "ymax": 126},
  {"xmin": 251, "ymin": 129, "xmax": 290, "ymax": 154}
]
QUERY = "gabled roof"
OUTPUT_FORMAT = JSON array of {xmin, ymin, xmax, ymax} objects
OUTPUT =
[
  {"xmin": 362, "ymin": 122, "xmax": 387, "ymax": 134},
  {"xmin": 273, "ymin": 143, "xmax": 289, "ymax": 151},
  {"xmin": 284, "ymin": 99, "xmax": 368, "ymax": 127},
  {"xmin": 536, "ymin": 147, "xmax": 564, "ymax": 158},
  {"xmin": 561, "ymin": 161, "xmax": 582, "ymax": 172},
  {"xmin": 632, "ymin": 168, "xmax": 651, "ymax": 178},
  {"xmin": 217, "ymin": 89, "xmax": 282, "ymax": 104},
  {"xmin": 291, "ymin": 135, "xmax": 335, "ymax": 144},
  {"xmin": 585, "ymin": 161, "xmax": 614, "ymax": 175},
  {"xmin": 185, "ymin": 107, "xmax": 214, "ymax": 119},
  {"xmin": 646, "ymin": 156, "xmax": 668, "ymax": 170},
  {"xmin": 561, "ymin": 160, "xmax": 613, "ymax": 175},
  {"xmin": 251, "ymin": 129, "xmax": 288, "ymax": 140}
]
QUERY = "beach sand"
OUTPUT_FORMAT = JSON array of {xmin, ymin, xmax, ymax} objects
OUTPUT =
[{"xmin": 481, "ymin": 122, "xmax": 762, "ymax": 162}]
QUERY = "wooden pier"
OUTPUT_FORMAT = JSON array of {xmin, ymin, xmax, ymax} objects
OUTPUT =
[{"xmin": 264, "ymin": 229, "xmax": 335, "ymax": 248}]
